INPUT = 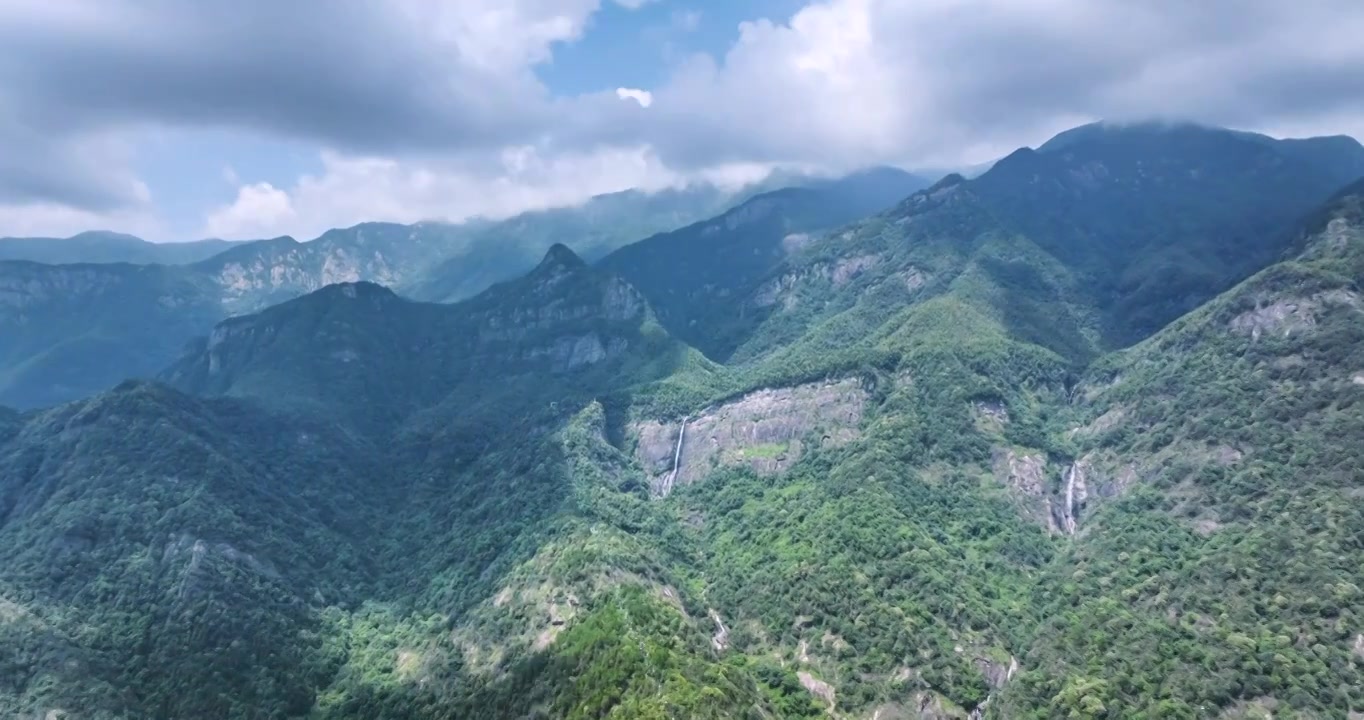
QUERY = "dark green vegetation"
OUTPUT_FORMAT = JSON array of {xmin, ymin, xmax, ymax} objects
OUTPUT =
[{"xmin": 1, "ymin": 123, "xmax": 1363, "ymax": 719}]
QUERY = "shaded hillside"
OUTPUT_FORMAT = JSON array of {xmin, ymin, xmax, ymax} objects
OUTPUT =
[
  {"xmin": 0, "ymin": 262, "xmax": 223, "ymax": 408},
  {"xmin": 979, "ymin": 121, "xmax": 1364, "ymax": 343},
  {"xmin": 404, "ymin": 168, "xmax": 925, "ymax": 304},
  {"xmin": 163, "ymin": 244, "xmax": 706, "ymax": 436},
  {"xmin": 0, "ymin": 382, "xmax": 386, "ymax": 719},
  {"xmin": 0, "ymin": 170, "xmax": 893, "ymax": 410},
  {"xmin": 597, "ymin": 169, "xmax": 928, "ymax": 357}
]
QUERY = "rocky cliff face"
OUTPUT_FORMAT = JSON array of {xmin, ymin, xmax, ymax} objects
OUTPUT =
[
  {"xmin": 633, "ymin": 378, "xmax": 867, "ymax": 497},
  {"xmin": 199, "ymin": 228, "xmax": 426, "ymax": 313},
  {"xmin": 164, "ymin": 246, "xmax": 667, "ymax": 434},
  {"xmin": 0, "ymin": 263, "xmax": 125, "ymax": 311}
]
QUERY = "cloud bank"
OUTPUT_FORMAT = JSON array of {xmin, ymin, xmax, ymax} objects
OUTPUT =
[{"xmin": 1, "ymin": 0, "xmax": 1362, "ymax": 239}]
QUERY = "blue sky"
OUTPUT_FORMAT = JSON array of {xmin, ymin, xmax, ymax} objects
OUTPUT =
[
  {"xmin": 124, "ymin": 1, "xmax": 810, "ymax": 239},
  {"xmin": 2, "ymin": 0, "xmax": 1363, "ymax": 242},
  {"xmin": 538, "ymin": 1, "xmax": 806, "ymax": 92}
]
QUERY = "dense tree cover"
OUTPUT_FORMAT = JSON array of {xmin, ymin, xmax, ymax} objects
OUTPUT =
[
  {"xmin": 2, "ymin": 123, "xmax": 1363, "ymax": 719},
  {"xmin": 597, "ymin": 171, "xmax": 927, "ymax": 358},
  {"xmin": 1000, "ymin": 202, "xmax": 1364, "ymax": 718}
]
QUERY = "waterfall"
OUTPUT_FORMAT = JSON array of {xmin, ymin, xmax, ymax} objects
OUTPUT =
[{"xmin": 659, "ymin": 417, "xmax": 688, "ymax": 498}]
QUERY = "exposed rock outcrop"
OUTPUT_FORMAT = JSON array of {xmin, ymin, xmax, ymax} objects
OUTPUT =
[
  {"xmin": 995, "ymin": 451, "xmax": 1111, "ymax": 535},
  {"xmin": 995, "ymin": 450, "xmax": 1045, "ymax": 496},
  {"xmin": 634, "ymin": 379, "xmax": 866, "ymax": 498},
  {"xmin": 1228, "ymin": 289, "xmax": 1362, "ymax": 339},
  {"xmin": 900, "ymin": 266, "xmax": 929, "ymax": 291},
  {"xmin": 798, "ymin": 671, "xmax": 836, "ymax": 709},
  {"xmin": 162, "ymin": 533, "xmax": 281, "ymax": 602},
  {"xmin": 750, "ymin": 253, "xmax": 896, "ymax": 310},
  {"xmin": 522, "ymin": 333, "xmax": 628, "ymax": 373},
  {"xmin": 993, "ymin": 449, "xmax": 1060, "ymax": 532},
  {"xmin": 0, "ymin": 265, "xmax": 123, "ymax": 310},
  {"xmin": 974, "ymin": 655, "xmax": 1018, "ymax": 690},
  {"xmin": 832, "ymin": 254, "xmax": 881, "ymax": 286}
]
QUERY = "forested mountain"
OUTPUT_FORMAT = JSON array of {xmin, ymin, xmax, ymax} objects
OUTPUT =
[
  {"xmin": 673, "ymin": 123, "xmax": 1364, "ymax": 365},
  {"xmin": 1, "ymin": 123, "xmax": 1363, "ymax": 719},
  {"xmin": 0, "ymin": 262, "xmax": 224, "ymax": 408},
  {"xmin": 0, "ymin": 231, "xmax": 244, "ymax": 265},
  {"xmin": 596, "ymin": 168, "xmax": 928, "ymax": 353},
  {"xmin": 405, "ymin": 167, "xmax": 928, "ymax": 304},
  {"xmin": 0, "ymin": 169, "xmax": 913, "ymax": 410}
]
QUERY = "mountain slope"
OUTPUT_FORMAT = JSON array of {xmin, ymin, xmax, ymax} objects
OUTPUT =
[
  {"xmin": 686, "ymin": 122, "xmax": 1364, "ymax": 369},
  {"xmin": 1, "ymin": 245, "xmax": 767, "ymax": 719},
  {"xmin": 0, "ymin": 262, "xmax": 223, "ymax": 408},
  {"xmin": 597, "ymin": 169, "xmax": 928, "ymax": 358},
  {"xmin": 163, "ymin": 244, "xmax": 702, "ymax": 435},
  {"xmin": 0, "ymin": 381, "xmax": 386, "ymax": 719},
  {"xmin": 979, "ymin": 121, "xmax": 1364, "ymax": 344},
  {"xmin": 149, "ymin": 193, "xmax": 1075, "ymax": 718},
  {"xmin": 402, "ymin": 168, "xmax": 925, "ymax": 304},
  {"xmin": 4, "ymin": 128, "xmax": 1364, "ymax": 720},
  {"xmin": 0, "ymin": 170, "xmax": 895, "ymax": 410},
  {"xmin": 998, "ymin": 177, "xmax": 1364, "ymax": 718}
]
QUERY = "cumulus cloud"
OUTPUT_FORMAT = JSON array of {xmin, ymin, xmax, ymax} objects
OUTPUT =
[
  {"xmin": 0, "ymin": 200, "xmax": 163, "ymax": 240},
  {"xmin": 3, "ymin": 0, "xmax": 1364, "ymax": 239},
  {"xmin": 618, "ymin": 0, "xmax": 1364, "ymax": 171},
  {"xmin": 204, "ymin": 182, "xmax": 296, "ymax": 240},
  {"xmin": 0, "ymin": 0, "xmax": 596, "ymax": 217},
  {"xmin": 201, "ymin": 145, "xmax": 777, "ymax": 241},
  {"xmin": 615, "ymin": 88, "xmax": 654, "ymax": 108}
]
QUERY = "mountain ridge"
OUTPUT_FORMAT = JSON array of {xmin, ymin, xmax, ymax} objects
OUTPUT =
[
  {"xmin": 0, "ymin": 167, "xmax": 923, "ymax": 409},
  {"xmin": 3, "ymin": 122, "xmax": 1364, "ymax": 718}
]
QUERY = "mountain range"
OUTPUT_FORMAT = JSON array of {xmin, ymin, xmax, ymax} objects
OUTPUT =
[
  {"xmin": 0, "ymin": 168, "xmax": 926, "ymax": 409},
  {"xmin": 1, "ymin": 121, "xmax": 1364, "ymax": 719}
]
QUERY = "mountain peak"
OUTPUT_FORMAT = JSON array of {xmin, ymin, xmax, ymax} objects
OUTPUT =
[
  {"xmin": 68, "ymin": 230, "xmax": 145, "ymax": 244},
  {"xmin": 538, "ymin": 242, "xmax": 587, "ymax": 271},
  {"xmin": 1037, "ymin": 119, "xmax": 1217, "ymax": 152},
  {"xmin": 317, "ymin": 280, "xmax": 398, "ymax": 299},
  {"xmin": 928, "ymin": 172, "xmax": 968, "ymax": 192}
]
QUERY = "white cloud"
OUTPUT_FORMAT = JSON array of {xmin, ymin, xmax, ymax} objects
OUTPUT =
[
  {"xmin": 204, "ymin": 182, "xmax": 296, "ymax": 239},
  {"xmin": 613, "ymin": 0, "xmax": 658, "ymax": 9},
  {"xmin": 201, "ymin": 145, "xmax": 730, "ymax": 241},
  {"xmin": 0, "ymin": 200, "xmax": 163, "ymax": 240},
  {"xmin": 5, "ymin": 0, "xmax": 1364, "ymax": 240},
  {"xmin": 615, "ymin": 87, "xmax": 654, "ymax": 108},
  {"xmin": 625, "ymin": 0, "xmax": 1364, "ymax": 171}
]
